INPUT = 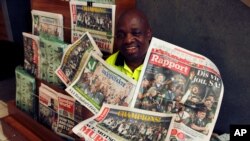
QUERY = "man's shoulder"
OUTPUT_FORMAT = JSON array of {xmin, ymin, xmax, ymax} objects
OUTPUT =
[{"xmin": 105, "ymin": 51, "xmax": 120, "ymax": 65}]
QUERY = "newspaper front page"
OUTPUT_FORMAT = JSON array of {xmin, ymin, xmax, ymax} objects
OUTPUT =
[
  {"xmin": 131, "ymin": 37, "xmax": 224, "ymax": 141},
  {"xmin": 38, "ymin": 83, "xmax": 59, "ymax": 133},
  {"xmin": 55, "ymin": 32, "xmax": 102, "ymax": 86},
  {"xmin": 72, "ymin": 103, "xmax": 175, "ymax": 141},
  {"xmin": 71, "ymin": 0, "xmax": 115, "ymax": 4},
  {"xmin": 66, "ymin": 52, "xmax": 137, "ymax": 114},
  {"xmin": 39, "ymin": 83, "xmax": 81, "ymax": 140},
  {"xmin": 70, "ymin": 1, "xmax": 116, "ymax": 53},
  {"xmin": 22, "ymin": 32, "xmax": 39, "ymax": 76},
  {"xmin": 31, "ymin": 10, "xmax": 64, "ymax": 41}
]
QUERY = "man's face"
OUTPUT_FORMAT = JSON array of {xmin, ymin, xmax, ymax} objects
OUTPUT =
[
  {"xmin": 115, "ymin": 13, "xmax": 151, "ymax": 61},
  {"xmin": 156, "ymin": 75, "xmax": 164, "ymax": 83},
  {"xmin": 197, "ymin": 111, "xmax": 206, "ymax": 119}
]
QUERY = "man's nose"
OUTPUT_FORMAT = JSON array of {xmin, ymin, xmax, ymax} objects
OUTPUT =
[{"xmin": 124, "ymin": 33, "xmax": 135, "ymax": 43}]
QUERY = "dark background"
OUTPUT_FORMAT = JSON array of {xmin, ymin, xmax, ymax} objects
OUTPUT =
[
  {"xmin": 136, "ymin": 0, "xmax": 250, "ymax": 134},
  {"xmin": 2, "ymin": 0, "xmax": 250, "ymax": 134}
]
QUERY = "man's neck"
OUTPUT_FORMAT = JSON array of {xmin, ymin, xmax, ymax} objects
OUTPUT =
[{"xmin": 125, "ymin": 59, "xmax": 144, "ymax": 72}]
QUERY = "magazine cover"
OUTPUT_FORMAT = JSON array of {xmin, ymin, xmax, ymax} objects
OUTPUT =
[
  {"xmin": 55, "ymin": 32, "xmax": 103, "ymax": 86},
  {"xmin": 22, "ymin": 32, "xmax": 39, "ymax": 76},
  {"xmin": 131, "ymin": 37, "xmax": 224, "ymax": 141},
  {"xmin": 72, "ymin": 103, "xmax": 175, "ymax": 141},
  {"xmin": 31, "ymin": 10, "xmax": 64, "ymax": 41},
  {"xmin": 70, "ymin": 1, "xmax": 116, "ymax": 53},
  {"xmin": 66, "ymin": 52, "xmax": 137, "ymax": 114},
  {"xmin": 38, "ymin": 83, "xmax": 59, "ymax": 132},
  {"xmin": 15, "ymin": 65, "xmax": 37, "ymax": 120},
  {"xmin": 71, "ymin": 0, "xmax": 115, "ymax": 4},
  {"xmin": 38, "ymin": 36, "xmax": 68, "ymax": 87}
]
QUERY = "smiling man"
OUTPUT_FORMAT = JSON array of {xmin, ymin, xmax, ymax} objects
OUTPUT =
[{"xmin": 106, "ymin": 9, "xmax": 152, "ymax": 81}]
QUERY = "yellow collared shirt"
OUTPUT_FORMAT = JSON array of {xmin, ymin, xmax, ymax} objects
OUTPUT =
[{"xmin": 106, "ymin": 51, "xmax": 142, "ymax": 81}]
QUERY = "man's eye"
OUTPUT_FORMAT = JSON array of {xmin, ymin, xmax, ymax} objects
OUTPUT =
[
  {"xmin": 116, "ymin": 32, "xmax": 125, "ymax": 39},
  {"xmin": 132, "ymin": 31, "xmax": 143, "ymax": 36}
]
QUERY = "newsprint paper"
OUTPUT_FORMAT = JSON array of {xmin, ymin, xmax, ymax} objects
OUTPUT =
[
  {"xmin": 55, "ymin": 32, "xmax": 102, "ymax": 86},
  {"xmin": 131, "ymin": 37, "xmax": 224, "ymax": 141},
  {"xmin": 72, "ymin": 103, "xmax": 175, "ymax": 141},
  {"xmin": 31, "ymin": 10, "xmax": 64, "ymax": 41},
  {"xmin": 66, "ymin": 52, "xmax": 137, "ymax": 114},
  {"xmin": 70, "ymin": 1, "xmax": 116, "ymax": 53}
]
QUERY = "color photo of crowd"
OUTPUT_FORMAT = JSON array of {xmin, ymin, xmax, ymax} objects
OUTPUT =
[
  {"xmin": 134, "ymin": 68, "xmax": 219, "ymax": 135},
  {"xmin": 98, "ymin": 111, "xmax": 171, "ymax": 141},
  {"xmin": 76, "ymin": 8, "xmax": 112, "ymax": 33}
]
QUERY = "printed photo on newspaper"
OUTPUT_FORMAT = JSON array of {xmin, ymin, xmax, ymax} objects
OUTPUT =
[
  {"xmin": 131, "ymin": 37, "xmax": 224, "ymax": 141},
  {"xmin": 70, "ymin": 1, "xmax": 116, "ymax": 53},
  {"xmin": 55, "ymin": 32, "xmax": 102, "ymax": 86},
  {"xmin": 72, "ymin": 103, "xmax": 175, "ymax": 141},
  {"xmin": 66, "ymin": 52, "xmax": 137, "ymax": 114},
  {"xmin": 31, "ymin": 10, "xmax": 64, "ymax": 41}
]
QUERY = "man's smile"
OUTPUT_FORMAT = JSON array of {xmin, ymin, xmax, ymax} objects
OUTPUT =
[{"xmin": 125, "ymin": 46, "xmax": 138, "ymax": 54}]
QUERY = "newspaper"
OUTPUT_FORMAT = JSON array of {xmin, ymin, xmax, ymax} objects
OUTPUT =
[
  {"xmin": 131, "ymin": 37, "xmax": 224, "ymax": 141},
  {"xmin": 72, "ymin": 103, "xmax": 175, "ymax": 141},
  {"xmin": 22, "ymin": 32, "xmax": 39, "ymax": 76},
  {"xmin": 56, "ymin": 91, "xmax": 78, "ymax": 140},
  {"xmin": 70, "ymin": 1, "xmax": 116, "ymax": 53},
  {"xmin": 38, "ymin": 83, "xmax": 59, "ymax": 133},
  {"xmin": 66, "ymin": 52, "xmax": 137, "ymax": 114},
  {"xmin": 31, "ymin": 10, "xmax": 64, "ymax": 41},
  {"xmin": 71, "ymin": 0, "xmax": 115, "ymax": 4},
  {"xmin": 55, "ymin": 32, "xmax": 102, "ymax": 86},
  {"xmin": 38, "ymin": 83, "xmax": 82, "ymax": 140},
  {"xmin": 15, "ymin": 65, "xmax": 37, "ymax": 120},
  {"xmin": 38, "ymin": 36, "xmax": 68, "ymax": 87}
]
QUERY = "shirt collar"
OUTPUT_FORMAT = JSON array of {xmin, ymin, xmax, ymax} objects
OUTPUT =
[
  {"xmin": 115, "ymin": 51, "xmax": 144, "ymax": 71},
  {"xmin": 115, "ymin": 51, "xmax": 125, "ymax": 66}
]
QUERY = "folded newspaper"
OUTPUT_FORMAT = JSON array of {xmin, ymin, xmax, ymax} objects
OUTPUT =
[
  {"xmin": 55, "ymin": 32, "xmax": 103, "ymax": 86},
  {"xmin": 130, "ymin": 37, "xmax": 224, "ymax": 141},
  {"xmin": 72, "ymin": 103, "xmax": 175, "ymax": 141},
  {"xmin": 66, "ymin": 52, "xmax": 137, "ymax": 114}
]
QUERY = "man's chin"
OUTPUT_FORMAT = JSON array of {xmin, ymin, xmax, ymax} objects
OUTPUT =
[{"xmin": 125, "ymin": 54, "xmax": 139, "ymax": 61}]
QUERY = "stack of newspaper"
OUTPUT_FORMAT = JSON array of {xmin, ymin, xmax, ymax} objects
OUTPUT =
[{"xmin": 55, "ymin": 33, "xmax": 224, "ymax": 141}]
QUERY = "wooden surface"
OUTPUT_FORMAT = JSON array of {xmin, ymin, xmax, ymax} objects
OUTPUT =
[
  {"xmin": 7, "ymin": 100, "xmax": 64, "ymax": 141},
  {"xmin": 1, "ymin": 115, "xmax": 42, "ymax": 141},
  {"xmin": 30, "ymin": 0, "xmax": 136, "ymax": 44}
]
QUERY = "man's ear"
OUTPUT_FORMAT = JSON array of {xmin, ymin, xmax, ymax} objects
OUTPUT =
[{"xmin": 146, "ymin": 28, "xmax": 152, "ymax": 40}]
